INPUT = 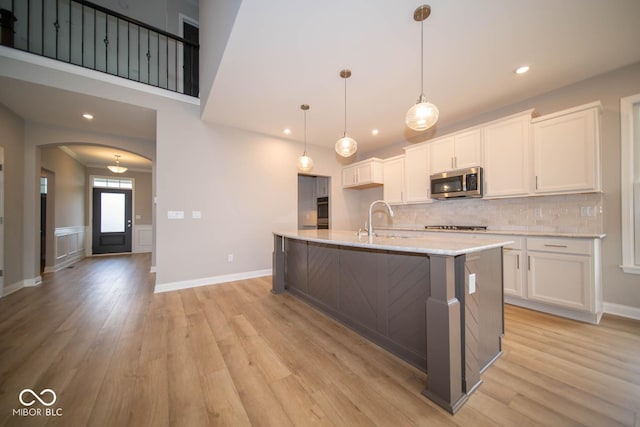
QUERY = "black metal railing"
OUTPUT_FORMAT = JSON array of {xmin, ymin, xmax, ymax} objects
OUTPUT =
[{"xmin": 0, "ymin": 0, "xmax": 199, "ymax": 97}]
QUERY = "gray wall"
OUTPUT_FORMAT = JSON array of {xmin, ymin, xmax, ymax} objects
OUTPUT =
[
  {"xmin": 365, "ymin": 62, "xmax": 640, "ymax": 310},
  {"xmin": 0, "ymin": 103, "xmax": 25, "ymax": 291},
  {"xmin": 40, "ymin": 147, "xmax": 87, "ymax": 228}
]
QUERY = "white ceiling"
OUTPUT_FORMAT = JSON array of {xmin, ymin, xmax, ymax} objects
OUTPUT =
[
  {"xmin": 0, "ymin": 76, "xmax": 155, "ymax": 170},
  {"xmin": 203, "ymin": 0, "xmax": 640, "ymax": 154},
  {"xmin": 1, "ymin": 1, "xmax": 639, "ymax": 165}
]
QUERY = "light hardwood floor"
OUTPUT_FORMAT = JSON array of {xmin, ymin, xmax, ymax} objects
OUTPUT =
[{"xmin": 0, "ymin": 253, "xmax": 638, "ymax": 426}]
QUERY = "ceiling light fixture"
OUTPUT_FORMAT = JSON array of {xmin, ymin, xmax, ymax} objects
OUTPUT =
[
  {"xmin": 296, "ymin": 104, "xmax": 314, "ymax": 173},
  {"xmin": 405, "ymin": 4, "xmax": 439, "ymax": 132},
  {"xmin": 515, "ymin": 65, "xmax": 530, "ymax": 75},
  {"xmin": 82, "ymin": 113, "xmax": 94, "ymax": 120},
  {"xmin": 335, "ymin": 69, "xmax": 357, "ymax": 157},
  {"xmin": 283, "ymin": 128, "xmax": 291, "ymax": 135},
  {"xmin": 371, "ymin": 129, "xmax": 379, "ymax": 136},
  {"xmin": 108, "ymin": 154, "xmax": 128, "ymax": 174}
]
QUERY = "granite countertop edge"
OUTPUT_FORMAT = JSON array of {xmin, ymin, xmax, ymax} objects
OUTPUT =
[{"xmin": 273, "ymin": 230, "xmax": 514, "ymax": 257}]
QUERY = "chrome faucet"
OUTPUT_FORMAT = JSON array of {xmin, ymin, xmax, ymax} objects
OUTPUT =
[{"xmin": 368, "ymin": 200, "xmax": 394, "ymax": 237}]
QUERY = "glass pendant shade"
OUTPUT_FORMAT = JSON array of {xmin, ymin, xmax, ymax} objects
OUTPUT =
[
  {"xmin": 406, "ymin": 4, "xmax": 439, "ymax": 132},
  {"xmin": 108, "ymin": 155, "xmax": 128, "ymax": 174},
  {"xmin": 335, "ymin": 135, "xmax": 357, "ymax": 157},
  {"xmin": 296, "ymin": 154, "xmax": 314, "ymax": 172},
  {"xmin": 296, "ymin": 104, "xmax": 314, "ymax": 173},
  {"xmin": 335, "ymin": 69, "xmax": 357, "ymax": 157},
  {"xmin": 405, "ymin": 96, "xmax": 439, "ymax": 131}
]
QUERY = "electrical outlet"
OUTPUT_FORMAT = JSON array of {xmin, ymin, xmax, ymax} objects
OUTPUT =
[
  {"xmin": 469, "ymin": 273, "xmax": 477, "ymax": 294},
  {"xmin": 227, "ymin": 254, "xmax": 234, "ymax": 262},
  {"xmin": 534, "ymin": 208, "xmax": 543, "ymax": 218}
]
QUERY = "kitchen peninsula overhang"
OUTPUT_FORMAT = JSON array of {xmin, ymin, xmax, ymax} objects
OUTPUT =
[{"xmin": 272, "ymin": 229, "xmax": 513, "ymax": 414}]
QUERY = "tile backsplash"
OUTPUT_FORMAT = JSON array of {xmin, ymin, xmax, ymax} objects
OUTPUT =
[{"xmin": 384, "ymin": 193, "xmax": 603, "ymax": 234}]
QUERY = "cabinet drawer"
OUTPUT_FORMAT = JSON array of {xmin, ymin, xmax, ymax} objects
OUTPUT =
[{"xmin": 527, "ymin": 237, "xmax": 592, "ymax": 255}]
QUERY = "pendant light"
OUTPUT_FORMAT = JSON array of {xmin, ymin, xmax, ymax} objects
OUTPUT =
[
  {"xmin": 405, "ymin": 4, "xmax": 439, "ymax": 131},
  {"xmin": 296, "ymin": 104, "xmax": 314, "ymax": 173},
  {"xmin": 108, "ymin": 154, "xmax": 128, "ymax": 174},
  {"xmin": 335, "ymin": 69, "xmax": 357, "ymax": 157}
]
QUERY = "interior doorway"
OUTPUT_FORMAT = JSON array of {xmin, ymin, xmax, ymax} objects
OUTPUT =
[
  {"xmin": 92, "ymin": 183, "xmax": 133, "ymax": 255},
  {"xmin": 39, "ymin": 169, "xmax": 55, "ymax": 273},
  {"xmin": 297, "ymin": 174, "xmax": 331, "ymax": 230},
  {"xmin": 179, "ymin": 15, "xmax": 199, "ymax": 97}
]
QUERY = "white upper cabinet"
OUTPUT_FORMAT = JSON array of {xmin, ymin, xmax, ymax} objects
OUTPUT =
[
  {"xmin": 383, "ymin": 156, "xmax": 405, "ymax": 204},
  {"xmin": 532, "ymin": 102, "xmax": 601, "ymax": 194},
  {"xmin": 342, "ymin": 158, "xmax": 384, "ymax": 189},
  {"xmin": 404, "ymin": 144, "xmax": 431, "ymax": 202},
  {"xmin": 429, "ymin": 129, "xmax": 482, "ymax": 174},
  {"xmin": 483, "ymin": 111, "xmax": 533, "ymax": 198}
]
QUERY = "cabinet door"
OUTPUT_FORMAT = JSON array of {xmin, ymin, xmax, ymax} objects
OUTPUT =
[
  {"xmin": 527, "ymin": 251, "xmax": 592, "ymax": 311},
  {"xmin": 429, "ymin": 137, "xmax": 455, "ymax": 174},
  {"xmin": 342, "ymin": 165, "xmax": 357, "ymax": 188},
  {"xmin": 404, "ymin": 145, "xmax": 430, "ymax": 202},
  {"xmin": 483, "ymin": 115, "xmax": 530, "ymax": 197},
  {"xmin": 383, "ymin": 157, "xmax": 405, "ymax": 204},
  {"xmin": 453, "ymin": 129, "xmax": 482, "ymax": 169},
  {"xmin": 357, "ymin": 163, "xmax": 373, "ymax": 183},
  {"xmin": 533, "ymin": 108, "xmax": 598, "ymax": 193},
  {"xmin": 503, "ymin": 249, "xmax": 525, "ymax": 297}
]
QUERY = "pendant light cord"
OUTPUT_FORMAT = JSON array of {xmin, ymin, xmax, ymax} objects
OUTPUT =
[
  {"xmin": 303, "ymin": 109, "xmax": 308, "ymax": 155},
  {"xmin": 420, "ymin": 17, "xmax": 424, "ymax": 97},
  {"xmin": 343, "ymin": 76, "xmax": 348, "ymax": 137}
]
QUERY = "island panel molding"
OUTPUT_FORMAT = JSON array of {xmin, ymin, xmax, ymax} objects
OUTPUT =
[{"xmin": 272, "ymin": 230, "xmax": 509, "ymax": 413}]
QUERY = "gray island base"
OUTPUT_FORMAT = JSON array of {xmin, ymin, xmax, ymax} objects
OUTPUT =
[{"xmin": 272, "ymin": 230, "xmax": 511, "ymax": 414}]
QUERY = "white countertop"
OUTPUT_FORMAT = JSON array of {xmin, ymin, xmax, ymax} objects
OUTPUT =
[{"xmin": 274, "ymin": 229, "xmax": 514, "ymax": 256}]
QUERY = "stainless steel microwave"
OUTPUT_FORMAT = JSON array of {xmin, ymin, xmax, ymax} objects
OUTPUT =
[{"xmin": 430, "ymin": 167, "xmax": 483, "ymax": 199}]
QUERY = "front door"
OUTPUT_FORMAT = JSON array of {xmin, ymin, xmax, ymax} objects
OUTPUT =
[{"xmin": 92, "ymin": 188, "xmax": 132, "ymax": 254}]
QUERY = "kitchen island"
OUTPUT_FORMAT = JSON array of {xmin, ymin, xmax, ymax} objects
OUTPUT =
[{"xmin": 272, "ymin": 229, "xmax": 512, "ymax": 414}]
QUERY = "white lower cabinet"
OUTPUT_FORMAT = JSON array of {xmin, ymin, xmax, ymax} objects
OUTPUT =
[
  {"xmin": 491, "ymin": 234, "xmax": 602, "ymax": 324},
  {"xmin": 502, "ymin": 237, "xmax": 526, "ymax": 298}
]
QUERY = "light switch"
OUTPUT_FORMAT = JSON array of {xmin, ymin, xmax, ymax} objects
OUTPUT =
[
  {"xmin": 167, "ymin": 211, "xmax": 184, "ymax": 219},
  {"xmin": 192, "ymin": 211, "xmax": 202, "ymax": 219},
  {"xmin": 469, "ymin": 273, "xmax": 477, "ymax": 294}
]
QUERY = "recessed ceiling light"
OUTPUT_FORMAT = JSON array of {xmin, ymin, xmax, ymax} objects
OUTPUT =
[
  {"xmin": 283, "ymin": 128, "xmax": 291, "ymax": 135},
  {"xmin": 82, "ymin": 113, "xmax": 94, "ymax": 120},
  {"xmin": 515, "ymin": 65, "xmax": 530, "ymax": 75},
  {"xmin": 371, "ymin": 129, "xmax": 379, "ymax": 136}
]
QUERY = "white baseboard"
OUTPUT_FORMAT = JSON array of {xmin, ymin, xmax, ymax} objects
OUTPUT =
[
  {"xmin": 44, "ymin": 253, "xmax": 84, "ymax": 273},
  {"xmin": 154, "ymin": 269, "xmax": 272, "ymax": 294},
  {"xmin": 23, "ymin": 276, "xmax": 42, "ymax": 287},
  {"xmin": 603, "ymin": 302, "xmax": 640, "ymax": 320},
  {"xmin": 2, "ymin": 281, "xmax": 24, "ymax": 297}
]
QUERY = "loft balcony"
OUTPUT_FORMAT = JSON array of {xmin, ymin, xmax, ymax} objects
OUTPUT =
[{"xmin": 0, "ymin": 0, "xmax": 199, "ymax": 97}]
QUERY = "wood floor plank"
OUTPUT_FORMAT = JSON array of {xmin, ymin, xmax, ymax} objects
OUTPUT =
[{"xmin": 1, "ymin": 256, "xmax": 639, "ymax": 426}]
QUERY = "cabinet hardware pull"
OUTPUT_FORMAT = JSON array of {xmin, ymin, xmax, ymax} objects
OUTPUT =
[
  {"xmin": 544, "ymin": 244, "xmax": 568, "ymax": 248},
  {"xmin": 516, "ymin": 254, "xmax": 520, "ymax": 269},
  {"xmin": 535, "ymin": 176, "xmax": 538, "ymax": 190},
  {"xmin": 282, "ymin": 237, "xmax": 285, "ymax": 253},
  {"xmin": 528, "ymin": 256, "xmax": 531, "ymax": 271}
]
